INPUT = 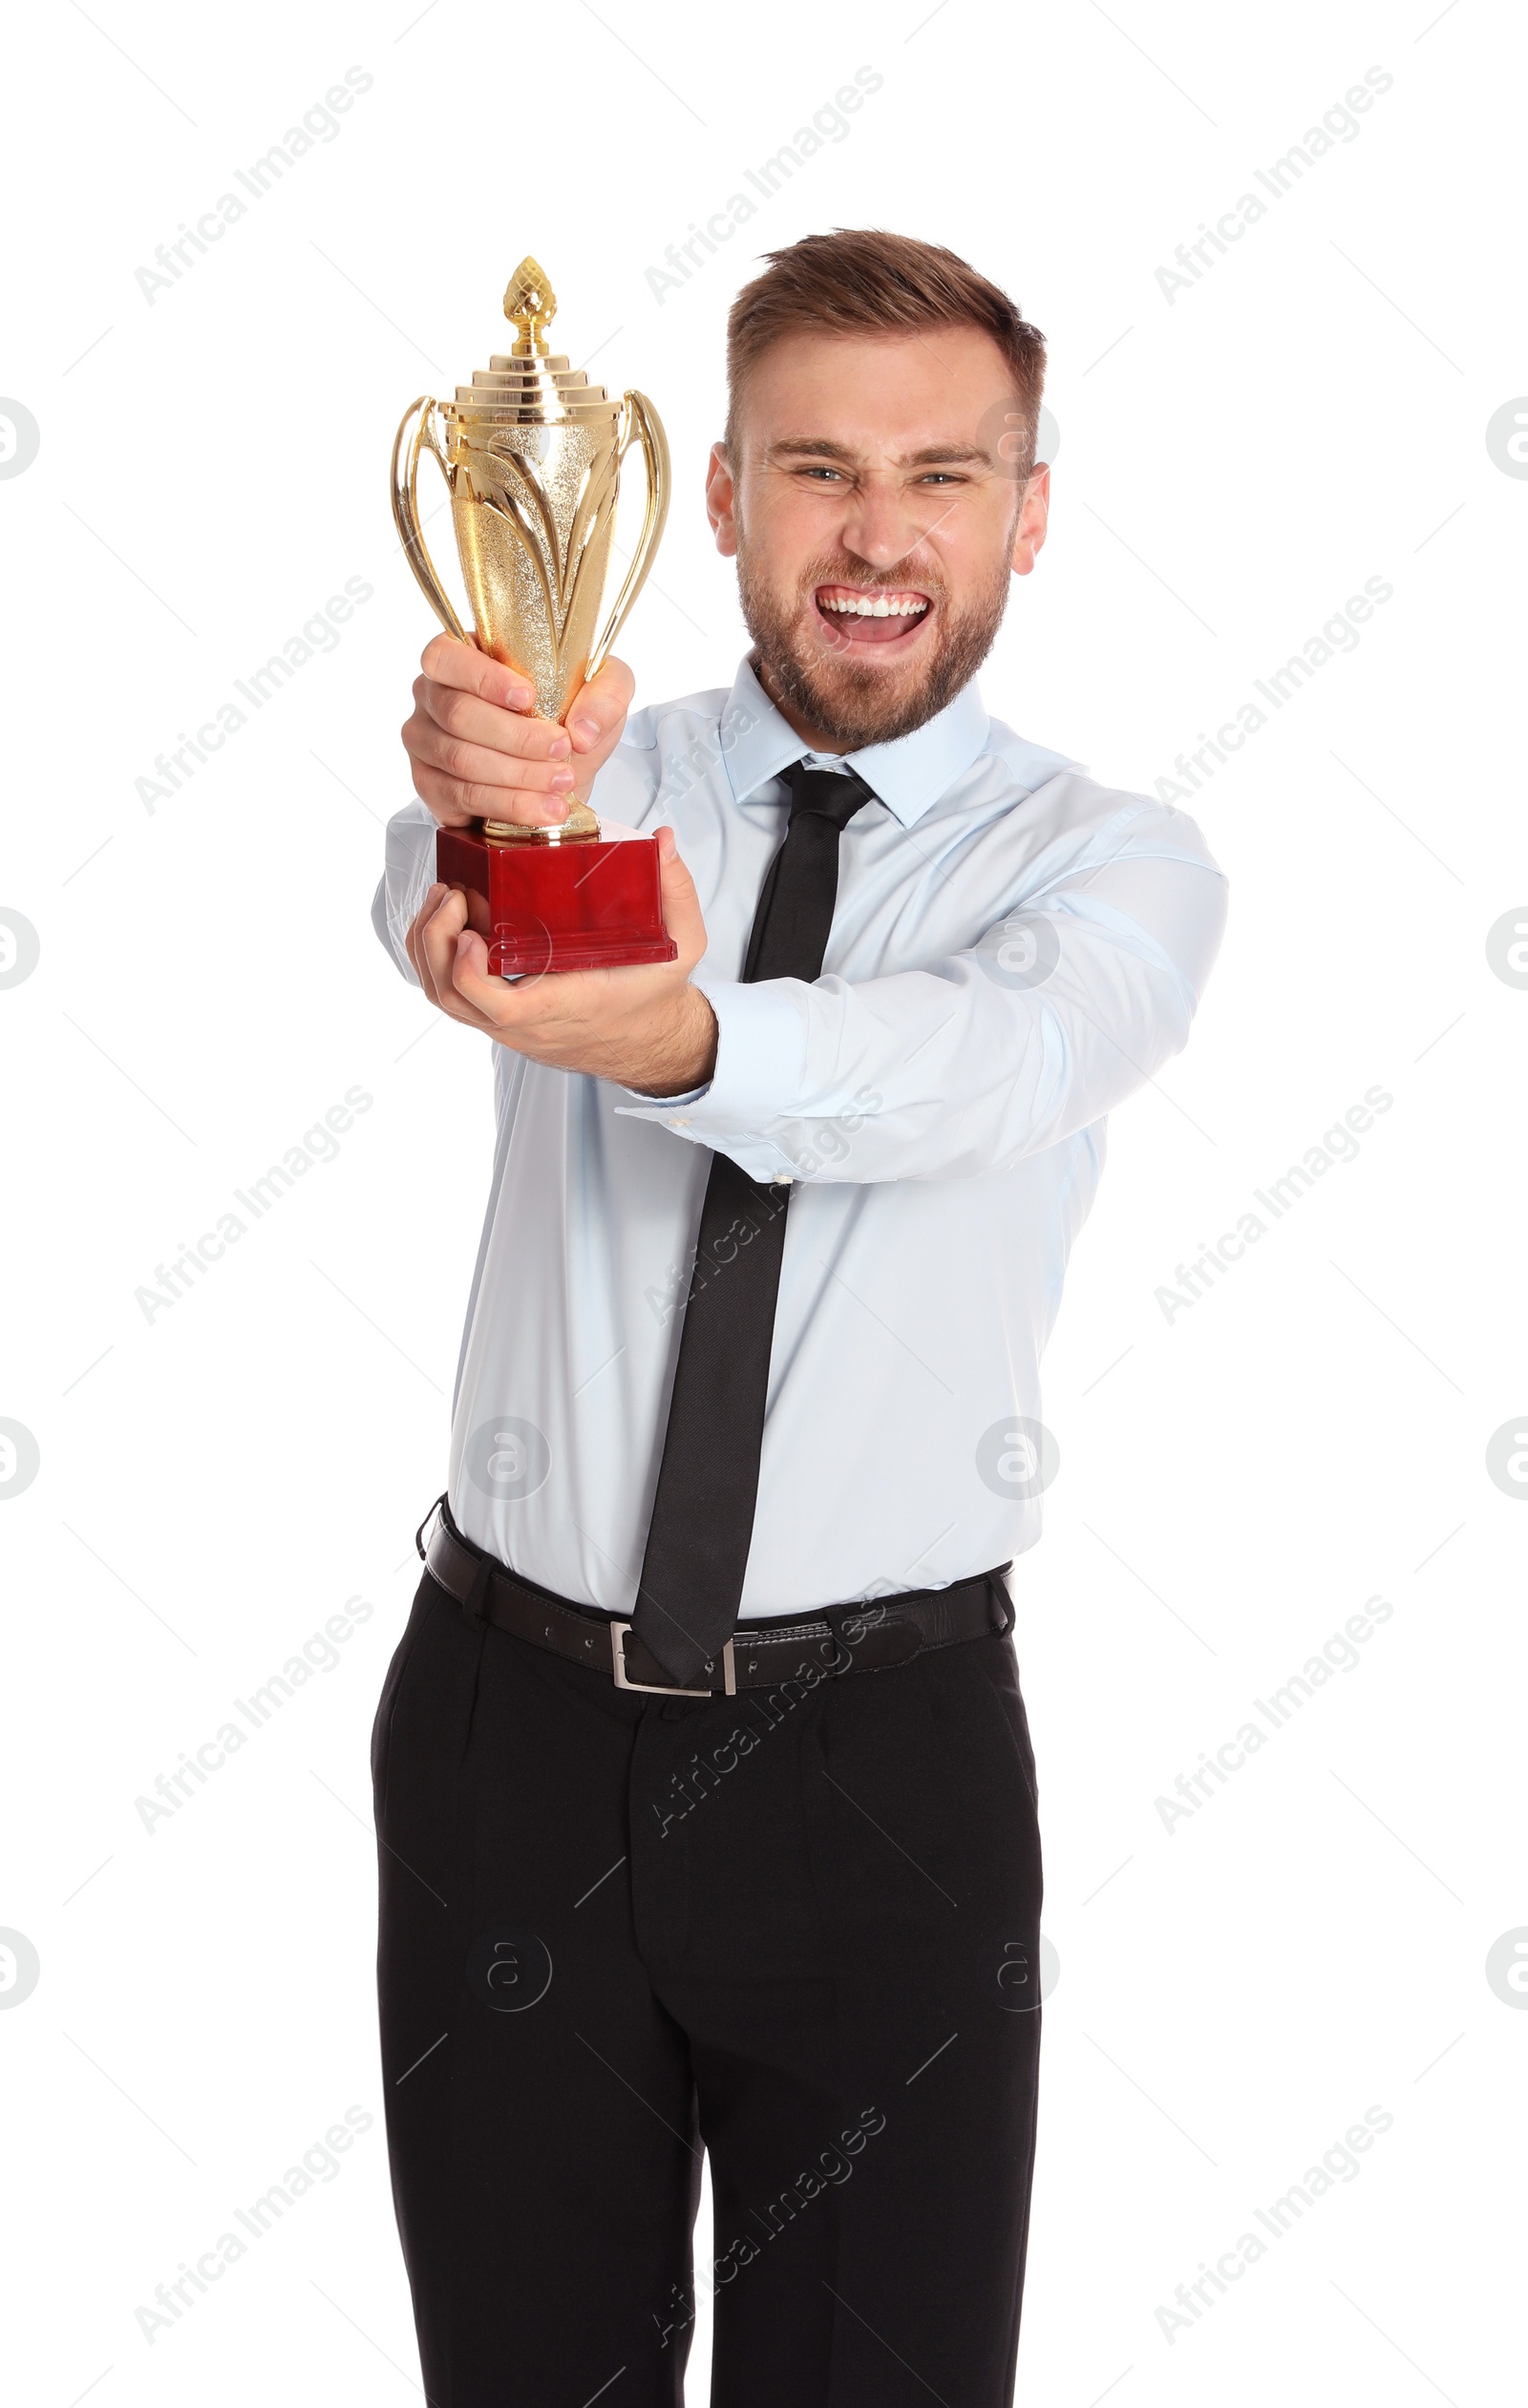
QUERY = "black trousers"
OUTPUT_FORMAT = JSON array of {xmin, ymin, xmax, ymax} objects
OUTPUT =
[{"xmin": 372, "ymin": 1562, "xmax": 1044, "ymax": 2406}]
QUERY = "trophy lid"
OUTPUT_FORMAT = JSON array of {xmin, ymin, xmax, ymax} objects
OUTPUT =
[{"xmin": 450, "ymin": 256, "xmax": 621, "ymax": 429}]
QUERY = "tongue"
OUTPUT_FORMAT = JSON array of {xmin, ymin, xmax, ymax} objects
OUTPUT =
[{"xmin": 821, "ymin": 604, "xmax": 924, "ymax": 644}]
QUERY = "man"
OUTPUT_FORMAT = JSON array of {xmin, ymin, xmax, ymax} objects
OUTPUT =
[{"xmin": 371, "ymin": 228, "xmax": 1226, "ymax": 2405}]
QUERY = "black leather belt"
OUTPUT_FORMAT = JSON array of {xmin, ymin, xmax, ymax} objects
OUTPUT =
[{"xmin": 416, "ymin": 1497, "xmax": 1013, "ymax": 1697}]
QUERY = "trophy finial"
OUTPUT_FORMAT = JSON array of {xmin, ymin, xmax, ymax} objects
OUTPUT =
[{"xmin": 503, "ymin": 256, "xmax": 557, "ymax": 357}]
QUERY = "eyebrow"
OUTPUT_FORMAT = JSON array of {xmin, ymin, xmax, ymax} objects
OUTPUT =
[{"xmin": 766, "ymin": 437, "xmax": 992, "ymax": 468}]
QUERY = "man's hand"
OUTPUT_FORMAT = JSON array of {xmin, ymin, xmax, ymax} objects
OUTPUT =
[
  {"xmin": 402, "ymin": 634, "xmax": 633, "ymax": 830},
  {"xmin": 405, "ymin": 829, "xmax": 719, "ymax": 1096}
]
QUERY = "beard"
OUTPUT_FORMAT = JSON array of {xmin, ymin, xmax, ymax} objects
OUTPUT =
[{"xmin": 734, "ymin": 533, "xmax": 1015, "ymax": 750}]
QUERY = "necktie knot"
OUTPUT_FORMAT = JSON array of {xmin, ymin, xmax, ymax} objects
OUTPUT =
[{"xmin": 785, "ymin": 759, "xmax": 875, "ymax": 834}]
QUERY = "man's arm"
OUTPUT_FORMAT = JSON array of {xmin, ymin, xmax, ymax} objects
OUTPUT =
[
  {"xmin": 619, "ymin": 795, "xmax": 1227, "ymax": 1180},
  {"xmin": 376, "ymin": 651, "xmax": 1224, "ymax": 1136}
]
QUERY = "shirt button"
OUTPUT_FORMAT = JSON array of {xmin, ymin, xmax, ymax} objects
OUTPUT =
[
  {"xmin": 774, "ymin": 1173, "xmax": 793, "ymax": 1185},
  {"xmin": 670, "ymin": 1115, "xmax": 691, "ymax": 1127}
]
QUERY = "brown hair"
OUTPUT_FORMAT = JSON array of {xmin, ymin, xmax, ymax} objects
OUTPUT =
[{"xmin": 724, "ymin": 227, "xmax": 1046, "ymax": 471}]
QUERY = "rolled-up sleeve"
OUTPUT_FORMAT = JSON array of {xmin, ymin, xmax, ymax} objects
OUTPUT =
[{"xmin": 619, "ymin": 800, "xmax": 1228, "ymax": 1184}]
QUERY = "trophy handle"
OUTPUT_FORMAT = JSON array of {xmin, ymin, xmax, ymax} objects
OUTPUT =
[
  {"xmin": 391, "ymin": 396, "xmax": 469, "ymax": 644},
  {"xmin": 584, "ymin": 390, "xmax": 672, "ymax": 685}
]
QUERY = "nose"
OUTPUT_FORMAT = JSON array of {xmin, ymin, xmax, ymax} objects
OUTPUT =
[{"xmin": 839, "ymin": 472, "xmax": 927, "ymax": 573}]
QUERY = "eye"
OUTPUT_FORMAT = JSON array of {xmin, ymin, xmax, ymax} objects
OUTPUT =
[{"xmin": 797, "ymin": 465, "xmax": 845, "ymax": 482}]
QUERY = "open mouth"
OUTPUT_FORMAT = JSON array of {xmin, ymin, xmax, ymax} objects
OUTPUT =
[{"xmin": 813, "ymin": 583, "xmax": 933, "ymax": 648}]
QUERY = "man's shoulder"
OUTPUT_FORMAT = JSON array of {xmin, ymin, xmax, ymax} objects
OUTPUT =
[
  {"xmin": 982, "ymin": 713, "xmax": 1087, "ymax": 802},
  {"xmin": 979, "ymin": 715, "xmax": 1223, "ymax": 877}
]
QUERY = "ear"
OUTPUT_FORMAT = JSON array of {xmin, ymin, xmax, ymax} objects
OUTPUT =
[
  {"xmin": 706, "ymin": 441, "xmax": 738, "ymax": 558},
  {"xmin": 1010, "ymin": 463, "xmax": 1050, "ymax": 579}
]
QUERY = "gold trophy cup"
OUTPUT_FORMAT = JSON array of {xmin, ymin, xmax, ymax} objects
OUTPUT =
[{"xmin": 391, "ymin": 258, "xmax": 677, "ymax": 974}]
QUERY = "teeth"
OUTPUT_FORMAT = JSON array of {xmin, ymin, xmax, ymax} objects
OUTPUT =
[{"xmin": 819, "ymin": 593, "xmax": 929, "ymax": 618}]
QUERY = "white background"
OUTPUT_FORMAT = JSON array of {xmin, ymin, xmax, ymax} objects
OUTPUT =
[{"xmin": 2, "ymin": 1, "xmax": 1523, "ymax": 2401}]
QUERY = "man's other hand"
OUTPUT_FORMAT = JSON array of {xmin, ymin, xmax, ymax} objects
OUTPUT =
[{"xmin": 404, "ymin": 829, "xmax": 718, "ymax": 1097}]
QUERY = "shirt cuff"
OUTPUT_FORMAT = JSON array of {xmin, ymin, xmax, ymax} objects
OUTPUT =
[{"xmin": 614, "ymin": 979, "xmax": 807, "ymax": 1178}]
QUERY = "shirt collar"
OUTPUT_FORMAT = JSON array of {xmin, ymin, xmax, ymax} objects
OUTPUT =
[{"xmin": 719, "ymin": 655, "xmax": 992, "ymax": 830}]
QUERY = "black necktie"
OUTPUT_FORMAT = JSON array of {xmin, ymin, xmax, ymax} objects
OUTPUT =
[{"xmin": 632, "ymin": 760, "xmax": 875, "ymax": 1683}]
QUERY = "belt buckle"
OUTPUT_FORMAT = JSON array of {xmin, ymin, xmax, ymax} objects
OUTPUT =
[{"xmin": 610, "ymin": 1623, "xmax": 735, "ymax": 1698}]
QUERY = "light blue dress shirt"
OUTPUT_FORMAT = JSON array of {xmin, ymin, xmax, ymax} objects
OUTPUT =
[{"xmin": 373, "ymin": 658, "xmax": 1227, "ymax": 1618}]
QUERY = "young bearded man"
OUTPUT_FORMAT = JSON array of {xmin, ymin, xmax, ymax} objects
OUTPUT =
[{"xmin": 371, "ymin": 228, "xmax": 1227, "ymax": 2406}]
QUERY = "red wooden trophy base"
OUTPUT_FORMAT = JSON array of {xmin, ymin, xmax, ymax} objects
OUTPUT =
[{"xmin": 435, "ymin": 820, "xmax": 678, "ymax": 980}]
